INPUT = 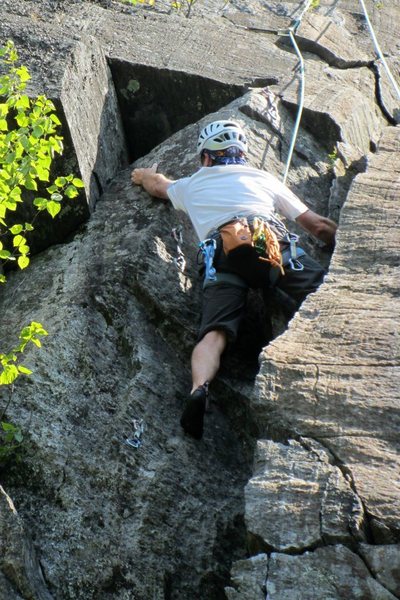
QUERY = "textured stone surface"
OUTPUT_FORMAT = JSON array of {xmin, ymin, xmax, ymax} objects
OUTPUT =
[
  {"xmin": 254, "ymin": 125, "xmax": 400, "ymax": 544},
  {"xmin": 265, "ymin": 545, "xmax": 398, "ymax": 600},
  {"xmin": 245, "ymin": 439, "xmax": 364, "ymax": 553},
  {"xmin": 0, "ymin": 0, "xmax": 399, "ymax": 598},
  {"xmin": 0, "ymin": 486, "xmax": 53, "ymax": 600},
  {"xmin": 359, "ymin": 543, "xmax": 400, "ymax": 597},
  {"xmin": 224, "ymin": 553, "xmax": 268, "ymax": 600},
  {"xmin": 226, "ymin": 545, "xmax": 400, "ymax": 600}
]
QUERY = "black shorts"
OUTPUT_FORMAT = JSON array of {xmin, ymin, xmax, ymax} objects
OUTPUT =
[{"xmin": 197, "ymin": 242, "xmax": 325, "ymax": 342}]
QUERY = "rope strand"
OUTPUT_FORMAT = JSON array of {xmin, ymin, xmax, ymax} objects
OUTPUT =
[
  {"xmin": 280, "ymin": 0, "xmax": 313, "ymax": 184},
  {"xmin": 253, "ymin": 217, "xmax": 285, "ymax": 274},
  {"xmin": 358, "ymin": 0, "xmax": 400, "ymax": 100},
  {"xmin": 282, "ymin": 29, "xmax": 306, "ymax": 185}
]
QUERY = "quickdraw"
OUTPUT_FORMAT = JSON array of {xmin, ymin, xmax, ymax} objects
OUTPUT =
[
  {"xmin": 198, "ymin": 238, "xmax": 217, "ymax": 282},
  {"xmin": 125, "ymin": 418, "xmax": 145, "ymax": 449},
  {"xmin": 171, "ymin": 225, "xmax": 186, "ymax": 272},
  {"xmin": 288, "ymin": 232, "xmax": 304, "ymax": 271}
]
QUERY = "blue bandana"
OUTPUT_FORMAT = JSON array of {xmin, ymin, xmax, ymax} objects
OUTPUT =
[{"xmin": 207, "ymin": 146, "xmax": 247, "ymax": 166}]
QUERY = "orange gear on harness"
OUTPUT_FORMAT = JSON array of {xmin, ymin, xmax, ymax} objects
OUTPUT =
[{"xmin": 252, "ymin": 217, "xmax": 285, "ymax": 275}]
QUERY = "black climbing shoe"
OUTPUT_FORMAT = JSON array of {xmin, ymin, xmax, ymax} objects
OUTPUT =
[{"xmin": 180, "ymin": 383, "xmax": 209, "ymax": 440}]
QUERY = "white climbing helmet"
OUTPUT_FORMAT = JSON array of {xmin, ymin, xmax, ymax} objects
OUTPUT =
[{"xmin": 197, "ymin": 120, "xmax": 248, "ymax": 155}]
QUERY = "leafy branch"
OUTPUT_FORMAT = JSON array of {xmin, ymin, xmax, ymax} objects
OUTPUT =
[
  {"xmin": 0, "ymin": 321, "xmax": 48, "ymax": 386},
  {"xmin": 0, "ymin": 322, "xmax": 48, "ymax": 464},
  {"xmin": 0, "ymin": 40, "xmax": 83, "ymax": 464},
  {"xmin": 0, "ymin": 40, "xmax": 84, "ymax": 281}
]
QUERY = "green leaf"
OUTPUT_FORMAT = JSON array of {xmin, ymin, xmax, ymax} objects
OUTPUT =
[
  {"xmin": 0, "ymin": 250, "xmax": 11, "ymax": 259},
  {"xmin": 1, "ymin": 421, "xmax": 14, "ymax": 432},
  {"xmin": 5, "ymin": 152, "xmax": 16, "ymax": 164},
  {"xmin": 16, "ymin": 113, "xmax": 29, "ymax": 127},
  {"xmin": 13, "ymin": 234, "xmax": 26, "ymax": 247},
  {"xmin": 0, "ymin": 364, "xmax": 19, "ymax": 385},
  {"xmin": 10, "ymin": 186, "xmax": 22, "ymax": 200},
  {"xmin": 16, "ymin": 66, "xmax": 31, "ymax": 83},
  {"xmin": 33, "ymin": 197, "xmax": 48, "ymax": 209},
  {"xmin": 46, "ymin": 200, "xmax": 61, "ymax": 218},
  {"xmin": 24, "ymin": 176, "xmax": 38, "ymax": 191},
  {"xmin": 31, "ymin": 322, "xmax": 48, "ymax": 336},
  {"xmin": 9, "ymin": 224, "xmax": 23, "ymax": 234},
  {"xmin": 15, "ymin": 95, "xmax": 30, "ymax": 109},
  {"xmin": 64, "ymin": 185, "xmax": 78, "ymax": 199},
  {"xmin": 0, "ymin": 103, "xmax": 9, "ymax": 117},
  {"xmin": 72, "ymin": 178, "xmax": 85, "ymax": 188},
  {"xmin": 5, "ymin": 200, "xmax": 17, "ymax": 211},
  {"xmin": 18, "ymin": 365, "xmax": 32, "ymax": 375},
  {"xmin": 50, "ymin": 192, "xmax": 63, "ymax": 202},
  {"xmin": 36, "ymin": 167, "xmax": 49, "ymax": 182},
  {"xmin": 55, "ymin": 176, "xmax": 67, "ymax": 187},
  {"xmin": 32, "ymin": 125, "xmax": 44, "ymax": 139},
  {"xmin": 0, "ymin": 119, "xmax": 8, "ymax": 131},
  {"xmin": 50, "ymin": 114, "xmax": 61, "ymax": 126},
  {"xmin": 17, "ymin": 255, "xmax": 29, "ymax": 269},
  {"xmin": 14, "ymin": 429, "xmax": 23, "ymax": 443},
  {"xmin": 20, "ymin": 134, "xmax": 30, "ymax": 151}
]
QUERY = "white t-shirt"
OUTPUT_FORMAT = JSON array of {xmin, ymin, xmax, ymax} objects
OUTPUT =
[{"xmin": 167, "ymin": 165, "xmax": 308, "ymax": 240}]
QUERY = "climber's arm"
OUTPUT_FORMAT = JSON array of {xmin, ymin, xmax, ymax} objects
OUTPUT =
[
  {"xmin": 296, "ymin": 209, "xmax": 337, "ymax": 248},
  {"xmin": 131, "ymin": 164, "xmax": 175, "ymax": 200}
]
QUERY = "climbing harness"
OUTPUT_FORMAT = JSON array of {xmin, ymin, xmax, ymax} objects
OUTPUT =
[
  {"xmin": 125, "ymin": 418, "xmax": 145, "ymax": 449},
  {"xmin": 198, "ymin": 238, "xmax": 217, "ymax": 282},
  {"xmin": 171, "ymin": 225, "xmax": 186, "ymax": 272},
  {"xmin": 199, "ymin": 214, "xmax": 305, "ymax": 288}
]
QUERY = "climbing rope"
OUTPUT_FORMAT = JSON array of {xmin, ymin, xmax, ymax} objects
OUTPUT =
[
  {"xmin": 279, "ymin": 0, "xmax": 314, "ymax": 184},
  {"xmin": 280, "ymin": 0, "xmax": 400, "ymax": 185},
  {"xmin": 358, "ymin": 0, "xmax": 400, "ymax": 100},
  {"xmin": 252, "ymin": 217, "xmax": 285, "ymax": 274},
  {"xmin": 281, "ymin": 27, "xmax": 306, "ymax": 185}
]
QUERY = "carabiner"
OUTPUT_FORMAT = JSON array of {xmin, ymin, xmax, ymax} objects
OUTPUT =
[{"xmin": 288, "ymin": 258, "xmax": 304, "ymax": 271}]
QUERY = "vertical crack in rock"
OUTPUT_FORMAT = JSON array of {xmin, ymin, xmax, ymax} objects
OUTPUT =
[{"xmin": 312, "ymin": 364, "xmax": 321, "ymax": 424}]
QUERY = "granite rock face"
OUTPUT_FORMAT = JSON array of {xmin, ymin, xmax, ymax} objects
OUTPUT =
[{"xmin": 0, "ymin": 1, "xmax": 399, "ymax": 598}]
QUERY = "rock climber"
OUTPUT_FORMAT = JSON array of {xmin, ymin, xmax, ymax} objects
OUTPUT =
[{"xmin": 131, "ymin": 120, "xmax": 337, "ymax": 440}]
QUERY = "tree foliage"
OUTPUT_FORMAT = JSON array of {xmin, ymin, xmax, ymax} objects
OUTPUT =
[
  {"xmin": 0, "ymin": 40, "xmax": 84, "ymax": 279},
  {"xmin": 0, "ymin": 40, "xmax": 83, "ymax": 464}
]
